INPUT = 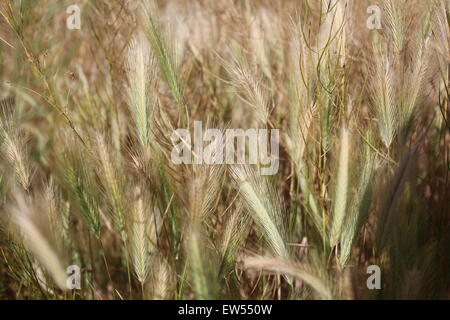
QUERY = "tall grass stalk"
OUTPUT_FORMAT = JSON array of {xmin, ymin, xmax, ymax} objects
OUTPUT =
[
  {"xmin": 230, "ymin": 166, "xmax": 290, "ymax": 264},
  {"xmin": 10, "ymin": 193, "xmax": 66, "ymax": 290},
  {"xmin": 330, "ymin": 127, "xmax": 350, "ymax": 247}
]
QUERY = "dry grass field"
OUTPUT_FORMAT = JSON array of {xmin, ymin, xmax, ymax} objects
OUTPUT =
[{"xmin": 0, "ymin": 0, "xmax": 449, "ymax": 299}]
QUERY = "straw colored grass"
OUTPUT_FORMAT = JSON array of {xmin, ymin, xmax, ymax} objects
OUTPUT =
[{"xmin": 0, "ymin": 0, "xmax": 448, "ymax": 300}]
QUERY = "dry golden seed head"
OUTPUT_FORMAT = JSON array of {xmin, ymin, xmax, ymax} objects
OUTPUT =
[{"xmin": 9, "ymin": 192, "xmax": 67, "ymax": 291}]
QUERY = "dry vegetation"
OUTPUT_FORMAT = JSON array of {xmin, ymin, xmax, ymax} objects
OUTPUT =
[{"xmin": 0, "ymin": 0, "xmax": 449, "ymax": 299}]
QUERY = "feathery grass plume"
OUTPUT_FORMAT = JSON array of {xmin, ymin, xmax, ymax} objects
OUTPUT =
[
  {"xmin": 188, "ymin": 163, "xmax": 225, "ymax": 220},
  {"xmin": 184, "ymin": 171, "xmax": 221, "ymax": 300},
  {"xmin": 219, "ymin": 202, "xmax": 251, "ymax": 279},
  {"xmin": 434, "ymin": 0, "xmax": 450, "ymax": 64},
  {"xmin": 330, "ymin": 126, "xmax": 350, "ymax": 247},
  {"xmin": 141, "ymin": 2, "xmax": 187, "ymax": 125},
  {"xmin": 244, "ymin": 255, "xmax": 333, "ymax": 300},
  {"xmin": 385, "ymin": 0, "xmax": 406, "ymax": 54},
  {"xmin": 0, "ymin": 101, "xmax": 31, "ymax": 191},
  {"xmin": 420, "ymin": 0, "xmax": 437, "ymax": 38},
  {"xmin": 230, "ymin": 165, "xmax": 290, "ymax": 263},
  {"xmin": 126, "ymin": 35, "xmax": 155, "ymax": 149},
  {"xmin": 96, "ymin": 135, "xmax": 126, "ymax": 239},
  {"xmin": 131, "ymin": 186, "xmax": 150, "ymax": 285},
  {"xmin": 61, "ymin": 142, "xmax": 100, "ymax": 237},
  {"xmin": 224, "ymin": 53, "xmax": 270, "ymax": 124},
  {"xmin": 44, "ymin": 179, "xmax": 65, "ymax": 247},
  {"xmin": 249, "ymin": 10, "xmax": 272, "ymax": 81},
  {"xmin": 185, "ymin": 221, "xmax": 219, "ymax": 299},
  {"xmin": 298, "ymin": 173, "xmax": 325, "ymax": 240},
  {"xmin": 60, "ymin": 201, "xmax": 74, "ymax": 257},
  {"xmin": 132, "ymin": 188, "xmax": 162, "ymax": 288},
  {"xmin": 370, "ymin": 51, "xmax": 397, "ymax": 149},
  {"xmin": 400, "ymin": 37, "xmax": 430, "ymax": 139},
  {"xmin": 433, "ymin": 0, "xmax": 450, "ymax": 132},
  {"xmin": 9, "ymin": 192, "xmax": 67, "ymax": 291},
  {"xmin": 184, "ymin": 164, "xmax": 224, "ymax": 299},
  {"xmin": 151, "ymin": 257, "xmax": 175, "ymax": 299},
  {"xmin": 339, "ymin": 135, "xmax": 375, "ymax": 266}
]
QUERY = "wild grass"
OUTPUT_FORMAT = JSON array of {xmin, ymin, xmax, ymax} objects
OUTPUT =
[
  {"xmin": 330, "ymin": 127, "xmax": 350, "ymax": 248},
  {"xmin": 0, "ymin": 0, "xmax": 448, "ymax": 300}
]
